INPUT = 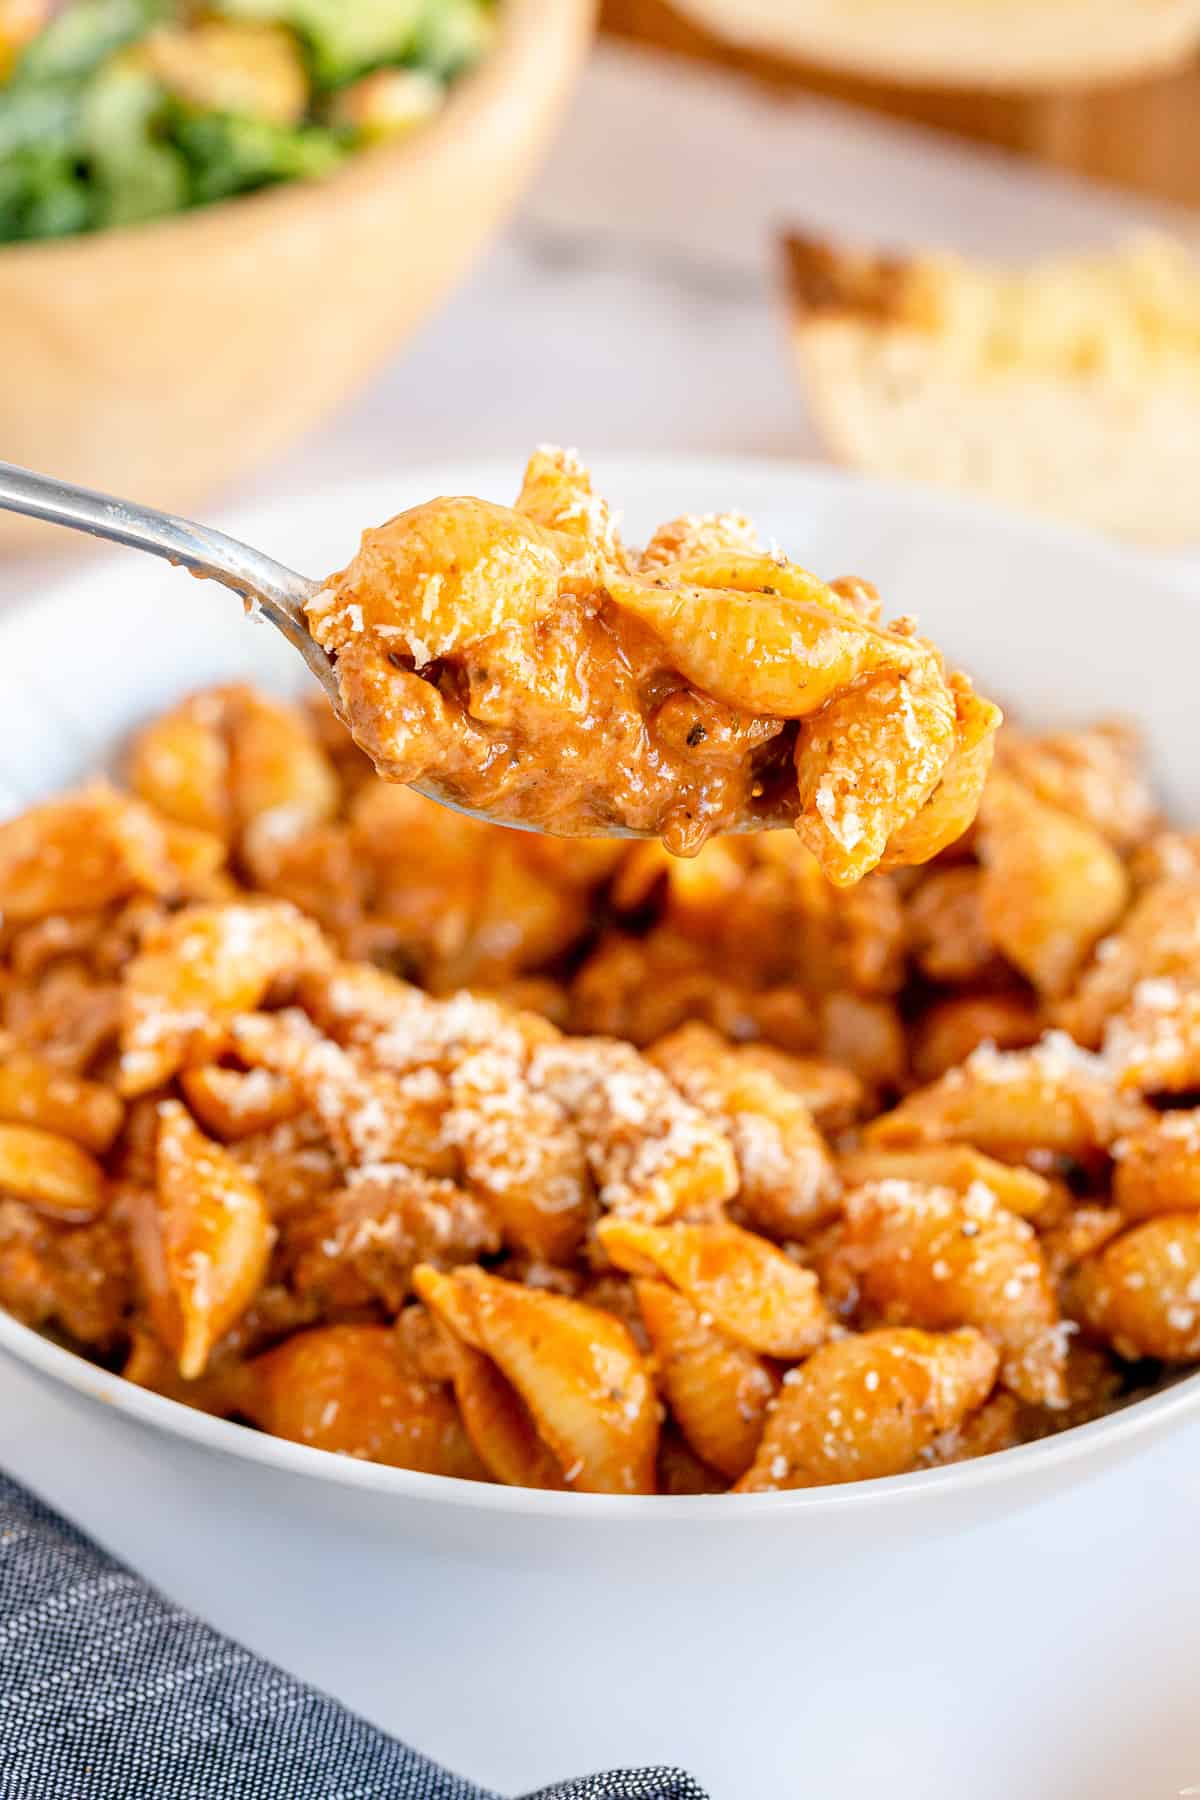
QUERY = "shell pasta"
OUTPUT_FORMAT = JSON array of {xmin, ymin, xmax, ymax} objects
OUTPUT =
[
  {"xmin": 0, "ymin": 648, "xmax": 1192, "ymax": 1495},
  {"xmin": 307, "ymin": 448, "xmax": 1000, "ymax": 872}
]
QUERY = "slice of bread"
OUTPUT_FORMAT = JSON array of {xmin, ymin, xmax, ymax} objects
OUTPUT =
[
  {"xmin": 782, "ymin": 232, "xmax": 1200, "ymax": 546},
  {"xmin": 671, "ymin": 0, "xmax": 1200, "ymax": 90}
]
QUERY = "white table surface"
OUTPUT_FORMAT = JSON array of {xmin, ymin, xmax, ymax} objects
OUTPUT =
[{"xmin": 3, "ymin": 44, "xmax": 1200, "ymax": 1799}]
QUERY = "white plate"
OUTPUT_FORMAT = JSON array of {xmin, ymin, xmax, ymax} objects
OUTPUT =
[{"xmin": 1, "ymin": 459, "xmax": 1198, "ymax": 1798}]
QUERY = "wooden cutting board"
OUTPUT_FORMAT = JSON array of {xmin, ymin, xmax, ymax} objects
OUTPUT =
[{"xmin": 601, "ymin": 0, "xmax": 1200, "ymax": 206}]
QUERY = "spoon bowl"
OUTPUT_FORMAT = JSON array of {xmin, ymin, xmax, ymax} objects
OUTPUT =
[
  {"xmin": 0, "ymin": 461, "xmax": 590, "ymax": 838},
  {"xmin": 0, "ymin": 461, "xmax": 788, "ymax": 841}
]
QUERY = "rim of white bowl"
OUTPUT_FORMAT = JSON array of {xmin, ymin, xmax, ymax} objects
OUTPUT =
[
  {"xmin": 0, "ymin": 452, "xmax": 1195, "ymax": 1522},
  {"xmin": 4, "ymin": 1303, "xmax": 1198, "ymax": 1521}
]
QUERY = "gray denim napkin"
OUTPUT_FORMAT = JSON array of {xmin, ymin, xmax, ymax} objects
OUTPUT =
[{"xmin": 0, "ymin": 1473, "xmax": 707, "ymax": 1800}]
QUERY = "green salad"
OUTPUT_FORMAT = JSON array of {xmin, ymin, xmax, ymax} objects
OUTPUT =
[{"xmin": 0, "ymin": 0, "xmax": 495, "ymax": 242}]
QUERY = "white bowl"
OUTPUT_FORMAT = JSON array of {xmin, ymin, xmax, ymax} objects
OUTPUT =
[{"xmin": 0, "ymin": 457, "xmax": 1197, "ymax": 1576}]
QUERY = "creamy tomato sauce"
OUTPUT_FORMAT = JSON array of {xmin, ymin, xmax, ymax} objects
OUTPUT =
[{"xmin": 304, "ymin": 448, "xmax": 1000, "ymax": 884}]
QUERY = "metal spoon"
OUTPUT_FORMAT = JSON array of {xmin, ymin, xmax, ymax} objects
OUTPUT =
[
  {"xmin": 0, "ymin": 460, "xmax": 555, "ymax": 835},
  {"xmin": 0, "ymin": 460, "xmax": 338, "ymax": 705},
  {"xmin": 0, "ymin": 460, "xmax": 779, "ymax": 840}
]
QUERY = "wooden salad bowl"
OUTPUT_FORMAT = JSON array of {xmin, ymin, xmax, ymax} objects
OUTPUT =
[{"xmin": 0, "ymin": 0, "xmax": 595, "ymax": 554}]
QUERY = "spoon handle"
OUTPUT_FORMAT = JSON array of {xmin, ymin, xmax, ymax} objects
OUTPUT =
[{"xmin": 0, "ymin": 460, "xmax": 337, "ymax": 697}]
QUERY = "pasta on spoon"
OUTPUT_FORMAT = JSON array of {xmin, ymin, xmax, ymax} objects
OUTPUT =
[{"xmin": 306, "ymin": 448, "xmax": 1001, "ymax": 882}]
